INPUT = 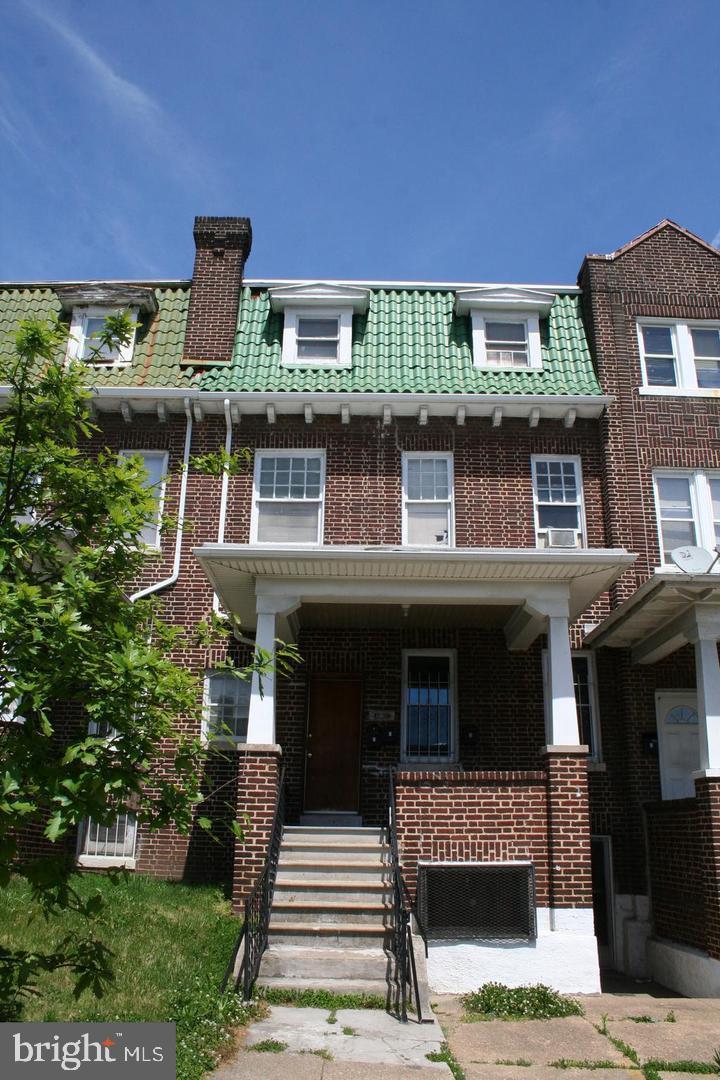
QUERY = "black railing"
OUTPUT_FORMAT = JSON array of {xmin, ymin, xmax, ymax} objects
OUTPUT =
[
  {"xmin": 388, "ymin": 767, "xmax": 424, "ymax": 1023},
  {"xmin": 221, "ymin": 763, "xmax": 286, "ymax": 999}
]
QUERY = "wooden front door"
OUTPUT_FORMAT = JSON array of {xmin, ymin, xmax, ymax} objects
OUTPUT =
[{"xmin": 304, "ymin": 677, "xmax": 362, "ymax": 812}]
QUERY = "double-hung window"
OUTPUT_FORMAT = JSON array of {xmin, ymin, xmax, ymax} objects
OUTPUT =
[
  {"xmin": 203, "ymin": 670, "xmax": 251, "ymax": 743},
  {"xmin": 118, "ymin": 450, "xmax": 168, "ymax": 548},
  {"xmin": 471, "ymin": 312, "xmax": 542, "ymax": 369},
  {"xmin": 281, "ymin": 308, "xmax": 353, "ymax": 368},
  {"xmin": 531, "ymin": 456, "xmax": 585, "ymax": 548},
  {"xmin": 68, "ymin": 306, "xmax": 138, "ymax": 366},
  {"xmin": 251, "ymin": 451, "xmax": 325, "ymax": 544},
  {"xmin": 653, "ymin": 470, "xmax": 720, "ymax": 564},
  {"xmin": 402, "ymin": 453, "xmax": 453, "ymax": 546},
  {"xmin": 402, "ymin": 650, "xmax": 457, "ymax": 763},
  {"xmin": 638, "ymin": 320, "xmax": 720, "ymax": 391}
]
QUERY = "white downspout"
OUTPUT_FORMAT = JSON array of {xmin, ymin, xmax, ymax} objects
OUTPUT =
[
  {"xmin": 212, "ymin": 399, "xmax": 233, "ymax": 615},
  {"xmin": 130, "ymin": 398, "xmax": 193, "ymax": 602}
]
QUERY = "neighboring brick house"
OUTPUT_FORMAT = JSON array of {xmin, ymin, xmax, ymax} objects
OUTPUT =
[{"xmin": 2, "ymin": 216, "xmax": 720, "ymax": 996}]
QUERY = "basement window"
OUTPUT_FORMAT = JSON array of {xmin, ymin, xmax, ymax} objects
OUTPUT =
[
  {"xmin": 417, "ymin": 862, "xmax": 537, "ymax": 940},
  {"xmin": 78, "ymin": 813, "xmax": 137, "ymax": 867}
]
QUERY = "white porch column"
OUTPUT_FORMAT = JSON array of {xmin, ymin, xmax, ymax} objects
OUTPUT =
[
  {"xmin": 546, "ymin": 612, "xmax": 581, "ymax": 747},
  {"xmin": 246, "ymin": 594, "xmax": 300, "ymax": 745},
  {"xmin": 690, "ymin": 609, "xmax": 720, "ymax": 773}
]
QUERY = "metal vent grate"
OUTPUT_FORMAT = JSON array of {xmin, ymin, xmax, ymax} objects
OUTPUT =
[{"xmin": 417, "ymin": 862, "xmax": 536, "ymax": 941}]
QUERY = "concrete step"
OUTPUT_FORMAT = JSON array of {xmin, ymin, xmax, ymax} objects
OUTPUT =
[
  {"xmin": 268, "ymin": 921, "xmax": 392, "ymax": 947},
  {"xmin": 256, "ymin": 975, "xmax": 392, "ymax": 997},
  {"xmin": 271, "ymin": 900, "xmax": 392, "ymax": 925},
  {"xmin": 285, "ymin": 825, "xmax": 386, "ymax": 842},
  {"xmin": 274, "ymin": 879, "xmax": 393, "ymax": 904},
  {"xmin": 279, "ymin": 841, "xmax": 389, "ymax": 862},
  {"xmin": 259, "ymin": 945, "xmax": 391, "ymax": 981},
  {"xmin": 276, "ymin": 860, "xmax": 390, "ymax": 881}
]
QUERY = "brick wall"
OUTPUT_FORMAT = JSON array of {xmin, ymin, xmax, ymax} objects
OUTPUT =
[
  {"xmin": 645, "ymin": 778, "xmax": 720, "ymax": 960},
  {"xmin": 395, "ymin": 755, "xmax": 593, "ymax": 913},
  {"xmin": 183, "ymin": 216, "xmax": 252, "ymax": 362},
  {"xmin": 231, "ymin": 745, "xmax": 282, "ymax": 909}
]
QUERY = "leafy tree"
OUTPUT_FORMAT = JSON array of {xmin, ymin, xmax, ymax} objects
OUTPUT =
[{"xmin": 0, "ymin": 315, "xmax": 294, "ymax": 1015}]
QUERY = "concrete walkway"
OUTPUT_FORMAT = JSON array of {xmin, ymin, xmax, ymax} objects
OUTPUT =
[{"xmin": 213, "ymin": 990, "xmax": 720, "ymax": 1078}]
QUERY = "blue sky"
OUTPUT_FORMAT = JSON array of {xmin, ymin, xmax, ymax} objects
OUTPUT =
[{"xmin": 1, "ymin": 0, "xmax": 719, "ymax": 284}]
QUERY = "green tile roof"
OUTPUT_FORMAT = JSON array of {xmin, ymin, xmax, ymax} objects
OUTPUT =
[
  {"xmin": 0, "ymin": 285, "xmax": 194, "ymax": 388},
  {"xmin": 0, "ymin": 283, "xmax": 601, "ymax": 397},
  {"xmin": 199, "ymin": 288, "xmax": 602, "ymax": 396}
]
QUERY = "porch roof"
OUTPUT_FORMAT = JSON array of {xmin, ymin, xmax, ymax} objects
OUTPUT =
[
  {"xmin": 194, "ymin": 543, "xmax": 634, "ymax": 639},
  {"xmin": 584, "ymin": 571, "xmax": 720, "ymax": 664}
]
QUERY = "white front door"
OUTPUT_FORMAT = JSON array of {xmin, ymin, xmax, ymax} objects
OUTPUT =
[{"xmin": 656, "ymin": 691, "xmax": 700, "ymax": 800}]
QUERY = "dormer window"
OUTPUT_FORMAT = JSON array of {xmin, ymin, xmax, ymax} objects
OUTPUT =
[
  {"xmin": 455, "ymin": 286, "xmax": 553, "ymax": 371},
  {"xmin": 54, "ymin": 284, "xmax": 157, "ymax": 369},
  {"xmin": 268, "ymin": 282, "xmax": 370, "ymax": 371},
  {"xmin": 69, "ymin": 306, "xmax": 137, "ymax": 366}
]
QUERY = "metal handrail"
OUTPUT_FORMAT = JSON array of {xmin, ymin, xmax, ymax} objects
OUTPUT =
[
  {"xmin": 221, "ymin": 763, "xmax": 286, "ymax": 998},
  {"xmin": 387, "ymin": 767, "xmax": 424, "ymax": 1022}
]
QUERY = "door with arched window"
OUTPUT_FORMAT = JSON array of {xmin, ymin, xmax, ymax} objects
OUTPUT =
[{"xmin": 655, "ymin": 691, "xmax": 699, "ymax": 800}]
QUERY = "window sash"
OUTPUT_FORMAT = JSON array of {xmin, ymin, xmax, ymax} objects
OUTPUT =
[
  {"xmin": 542, "ymin": 650, "xmax": 601, "ymax": 762},
  {"xmin": 118, "ymin": 450, "xmax": 167, "ymax": 548},
  {"xmin": 639, "ymin": 321, "xmax": 720, "ymax": 391},
  {"xmin": 402, "ymin": 454, "xmax": 454, "ymax": 546},
  {"xmin": 204, "ymin": 671, "xmax": 251, "ymax": 741},
  {"xmin": 654, "ymin": 471, "xmax": 720, "ymax": 564},
  {"xmin": 252, "ymin": 452, "xmax": 325, "ymax": 544},
  {"xmin": 532, "ymin": 458, "xmax": 584, "ymax": 543}
]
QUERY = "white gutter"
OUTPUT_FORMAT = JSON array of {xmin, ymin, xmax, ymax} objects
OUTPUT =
[
  {"xmin": 212, "ymin": 399, "xmax": 233, "ymax": 615},
  {"xmin": 130, "ymin": 398, "xmax": 193, "ymax": 601}
]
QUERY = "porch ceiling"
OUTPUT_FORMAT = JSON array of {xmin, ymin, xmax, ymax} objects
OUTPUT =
[
  {"xmin": 584, "ymin": 571, "xmax": 720, "ymax": 664},
  {"xmin": 194, "ymin": 543, "xmax": 634, "ymax": 640}
]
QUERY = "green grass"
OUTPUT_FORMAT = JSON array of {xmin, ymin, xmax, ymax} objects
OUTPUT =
[
  {"xmin": 0, "ymin": 874, "xmax": 254, "ymax": 1080},
  {"xmin": 643, "ymin": 1063, "xmax": 720, "ymax": 1078},
  {"xmin": 495, "ymin": 1058, "xmax": 531, "ymax": 1066},
  {"xmin": 250, "ymin": 1039, "xmax": 287, "ymax": 1054},
  {"xmin": 550, "ymin": 1061, "xmax": 617, "ymax": 1070},
  {"xmin": 255, "ymin": 985, "xmax": 387, "ymax": 1010},
  {"xmin": 342, "ymin": 1025, "xmax": 357, "ymax": 1036},
  {"xmin": 461, "ymin": 982, "xmax": 584, "ymax": 1021},
  {"xmin": 426, "ymin": 1042, "xmax": 466, "ymax": 1079}
]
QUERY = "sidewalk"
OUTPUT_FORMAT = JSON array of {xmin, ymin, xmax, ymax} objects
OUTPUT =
[{"xmin": 213, "ymin": 990, "xmax": 720, "ymax": 1079}]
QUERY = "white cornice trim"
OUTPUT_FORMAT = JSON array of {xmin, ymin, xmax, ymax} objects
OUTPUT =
[
  {"xmin": 269, "ymin": 282, "xmax": 371, "ymax": 312},
  {"xmin": 455, "ymin": 286, "xmax": 556, "ymax": 316},
  {"xmin": 250, "ymin": 278, "xmax": 581, "ymax": 294},
  {"xmin": 0, "ymin": 386, "xmax": 613, "ymax": 421}
]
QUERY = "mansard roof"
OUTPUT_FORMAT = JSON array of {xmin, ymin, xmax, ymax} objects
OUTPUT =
[{"xmin": 0, "ymin": 279, "xmax": 601, "ymax": 398}]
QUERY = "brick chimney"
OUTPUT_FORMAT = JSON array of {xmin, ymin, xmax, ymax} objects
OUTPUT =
[{"xmin": 183, "ymin": 216, "xmax": 252, "ymax": 362}]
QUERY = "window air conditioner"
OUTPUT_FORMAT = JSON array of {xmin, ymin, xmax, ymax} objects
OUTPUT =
[{"xmin": 547, "ymin": 528, "xmax": 579, "ymax": 549}]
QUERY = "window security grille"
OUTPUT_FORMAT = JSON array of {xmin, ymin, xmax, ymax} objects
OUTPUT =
[
  {"xmin": 405, "ymin": 655, "xmax": 451, "ymax": 759},
  {"xmin": 82, "ymin": 814, "xmax": 137, "ymax": 859},
  {"xmin": 417, "ymin": 863, "xmax": 536, "ymax": 940}
]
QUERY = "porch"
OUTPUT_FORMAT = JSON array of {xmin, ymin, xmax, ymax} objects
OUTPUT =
[{"xmin": 195, "ymin": 542, "xmax": 632, "ymax": 993}]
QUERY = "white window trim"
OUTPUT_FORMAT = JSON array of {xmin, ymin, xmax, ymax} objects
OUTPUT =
[
  {"xmin": 542, "ymin": 648, "xmax": 602, "ymax": 763},
  {"xmin": 471, "ymin": 310, "xmax": 542, "ymax": 370},
  {"xmin": 652, "ymin": 468, "xmax": 720, "ymax": 569},
  {"xmin": 281, "ymin": 306, "xmax": 353, "ymax": 369},
  {"xmin": 68, "ymin": 305, "xmax": 138, "ymax": 367},
  {"xmin": 250, "ymin": 449, "xmax": 326, "ymax": 545},
  {"xmin": 401, "ymin": 648, "xmax": 458, "ymax": 765},
  {"xmin": 401, "ymin": 452, "xmax": 455, "ymax": 547},
  {"xmin": 531, "ymin": 454, "xmax": 587, "ymax": 548},
  {"xmin": 76, "ymin": 814, "xmax": 137, "ymax": 869},
  {"xmin": 202, "ymin": 669, "xmax": 250, "ymax": 746},
  {"xmin": 118, "ymin": 449, "xmax": 169, "ymax": 550},
  {"xmin": 637, "ymin": 318, "xmax": 720, "ymax": 392}
]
